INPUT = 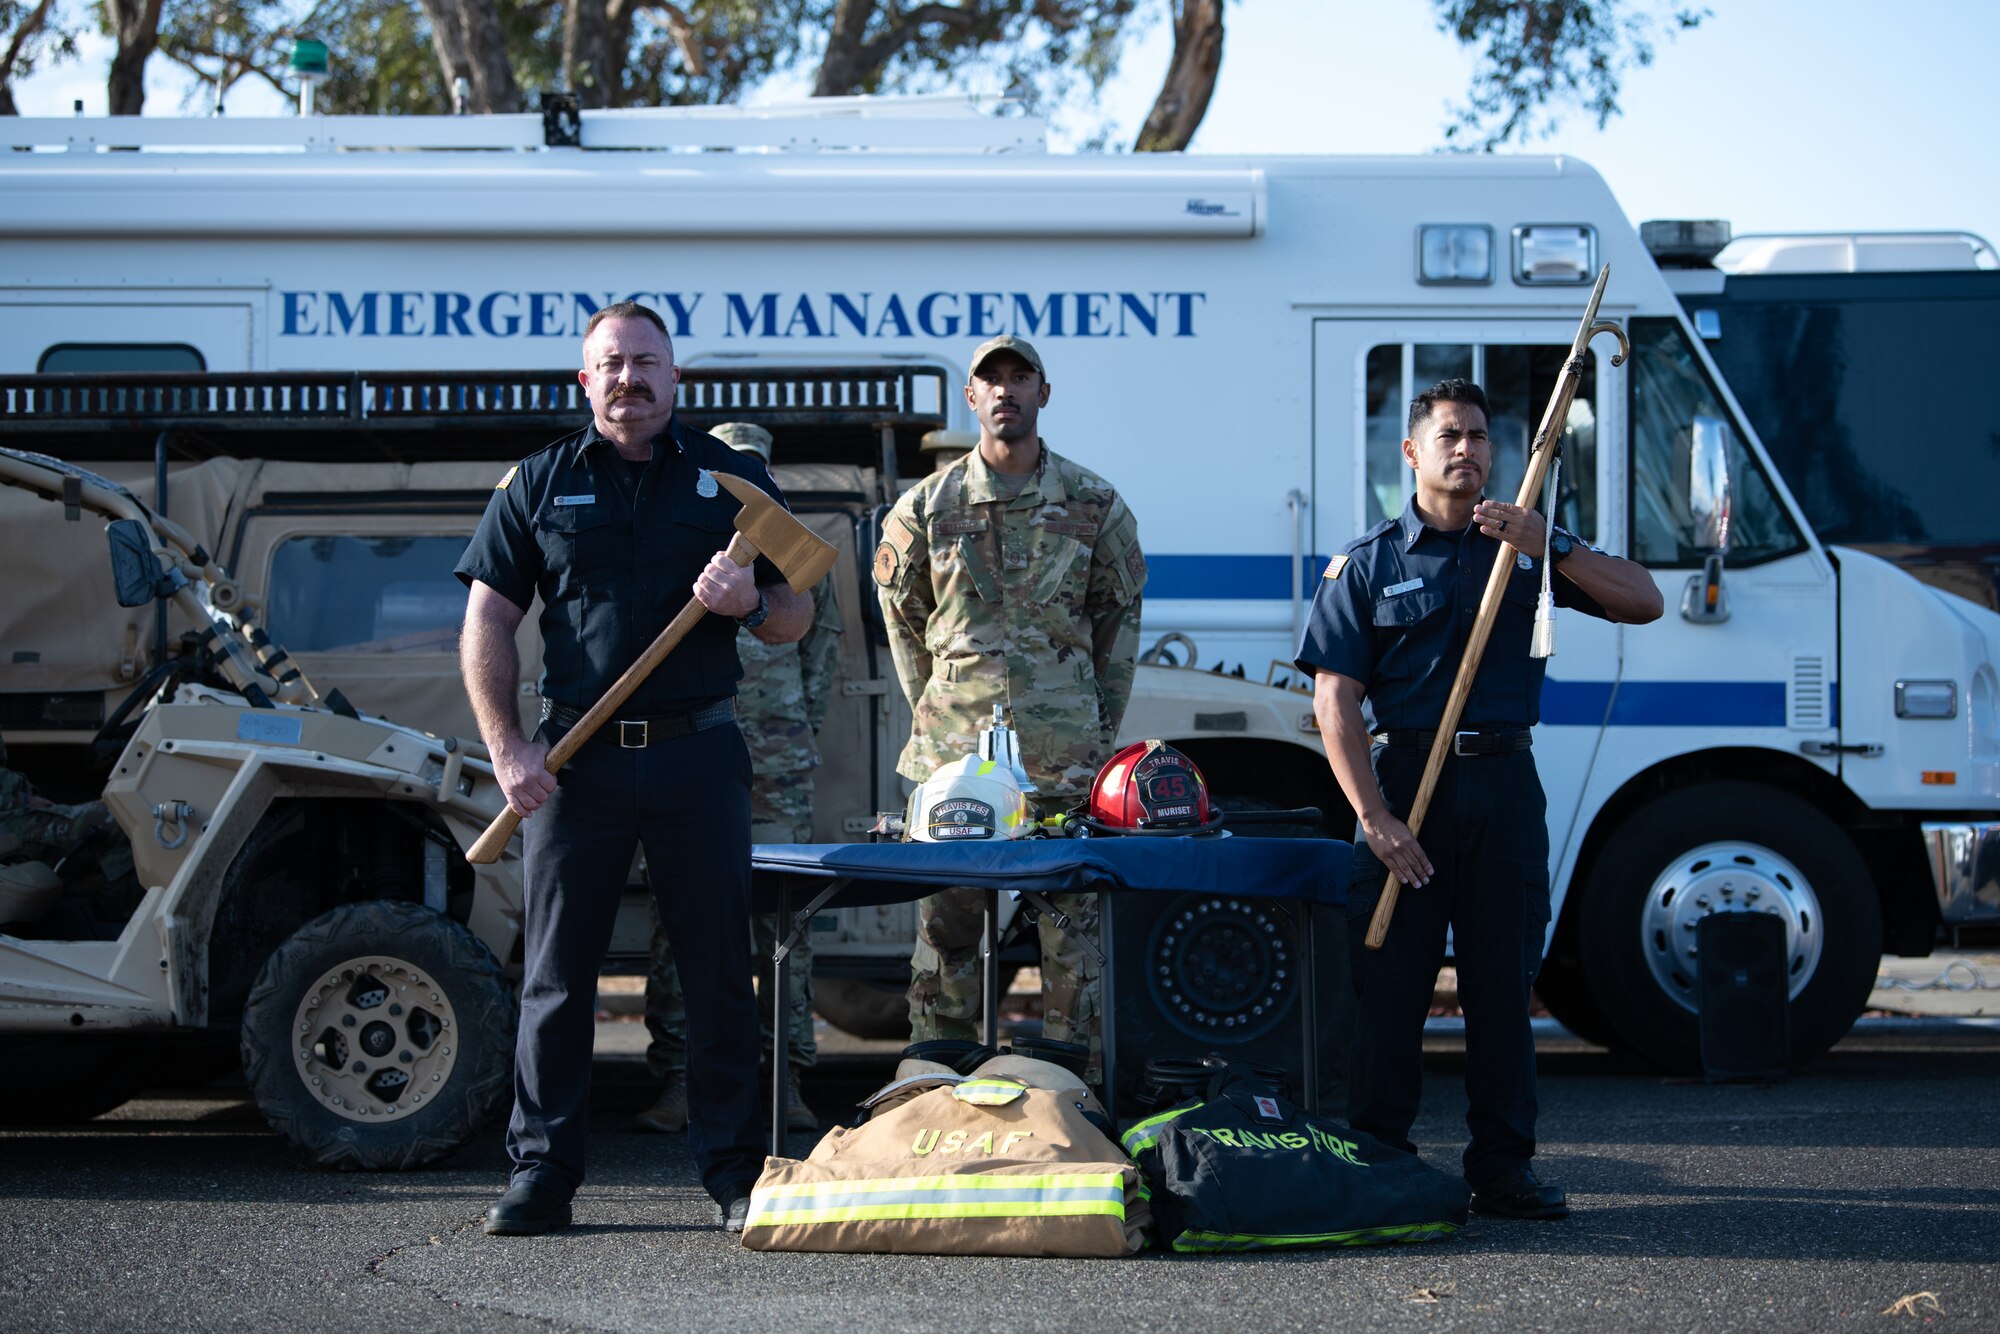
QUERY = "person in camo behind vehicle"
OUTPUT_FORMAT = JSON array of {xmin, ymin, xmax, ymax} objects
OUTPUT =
[
  {"xmin": 635, "ymin": 421, "xmax": 842, "ymax": 1138},
  {"xmin": 874, "ymin": 335, "xmax": 1145, "ymax": 1083}
]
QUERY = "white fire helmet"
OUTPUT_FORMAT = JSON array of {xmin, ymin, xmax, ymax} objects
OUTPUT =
[{"xmin": 906, "ymin": 755, "xmax": 1034, "ymax": 843}]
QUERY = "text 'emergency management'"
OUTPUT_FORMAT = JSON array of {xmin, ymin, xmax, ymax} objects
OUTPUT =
[{"xmin": 278, "ymin": 290, "xmax": 1208, "ymax": 341}]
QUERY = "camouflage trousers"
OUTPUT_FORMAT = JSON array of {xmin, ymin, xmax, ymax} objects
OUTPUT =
[
  {"xmin": 0, "ymin": 770, "xmax": 131, "ymax": 882},
  {"xmin": 645, "ymin": 813, "xmax": 816, "ymax": 1078},
  {"xmin": 908, "ymin": 887, "xmax": 1101, "ymax": 1082}
]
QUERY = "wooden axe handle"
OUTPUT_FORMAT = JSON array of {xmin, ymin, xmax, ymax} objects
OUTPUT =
[{"xmin": 465, "ymin": 531, "xmax": 758, "ymax": 865}]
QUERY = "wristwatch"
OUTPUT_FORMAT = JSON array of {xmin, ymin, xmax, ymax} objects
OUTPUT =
[
  {"xmin": 1549, "ymin": 528, "xmax": 1576, "ymax": 565},
  {"xmin": 736, "ymin": 589, "xmax": 770, "ymax": 629}
]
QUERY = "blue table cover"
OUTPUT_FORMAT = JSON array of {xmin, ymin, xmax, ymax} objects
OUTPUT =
[{"xmin": 750, "ymin": 836, "xmax": 1350, "ymax": 911}]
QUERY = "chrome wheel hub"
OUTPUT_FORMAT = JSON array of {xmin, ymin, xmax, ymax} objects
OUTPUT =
[{"xmin": 1639, "ymin": 840, "xmax": 1823, "ymax": 1013}]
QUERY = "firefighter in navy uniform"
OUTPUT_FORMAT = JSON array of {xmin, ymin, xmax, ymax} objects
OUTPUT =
[
  {"xmin": 1296, "ymin": 379, "xmax": 1661, "ymax": 1220},
  {"xmin": 456, "ymin": 301, "xmax": 812, "ymax": 1237}
]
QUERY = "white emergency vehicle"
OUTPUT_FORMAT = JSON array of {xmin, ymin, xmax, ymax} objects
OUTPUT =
[{"xmin": 1, "ymin": 98, "xmax": 1995, "ymax": 1076}]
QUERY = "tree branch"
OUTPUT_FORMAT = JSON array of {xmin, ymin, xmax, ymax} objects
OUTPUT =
[
  {"xmin": 815, "ymin": 0, "xmax": 977, "ymax": 96},
  {"xmin": 1133, "ymin": 0, "xmax": 1222, "ymax": 152},
  {"xmin": 0, "ymin": 0, "xmax": 57, "ymax": 84},
  {"xmin": 654, "ymin": 0, "xmax": 702, "ymax": 77}
]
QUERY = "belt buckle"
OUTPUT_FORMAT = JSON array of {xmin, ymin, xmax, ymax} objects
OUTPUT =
[
  {"xmin": 619, "ymin": 719, "xmax": 648, "ymax": 749},
  {"xmin": 1453, "ymin": 730, "xmax": 1479, "ymax": 756}
]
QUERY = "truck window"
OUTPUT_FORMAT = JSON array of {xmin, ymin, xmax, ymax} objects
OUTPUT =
[
  {"xmin": 37, "ymin": 344, "xmax": 206, "ymax": 373},
  {"xmin": 1365, "ymin": 342, "xmax": 1599, "ymax": 538},
  {"xmin": 1628, "ymin": 318, "xmax": 1805, "ymax": 568},
  {"xmin": 265, "ymin": 535, "xmax": 472, "ymax": 653}
]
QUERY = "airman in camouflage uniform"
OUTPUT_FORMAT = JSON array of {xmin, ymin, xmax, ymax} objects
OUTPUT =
[
  {"xmin": 874, "ymin": 336, "xmax": 1145, "ymax": 1082},
  {"xmin": 0, "ymin": 736, "xmax": 131, "ymax": 884},
  {"xmin": 638, "ymin": 424, "xmax": 842, "ymax": 1135}
]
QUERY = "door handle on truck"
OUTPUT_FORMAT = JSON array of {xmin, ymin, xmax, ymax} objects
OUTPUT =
[{"xmin": 1800, "ymin": 741, "xmax": 1884, "ymax": 757}]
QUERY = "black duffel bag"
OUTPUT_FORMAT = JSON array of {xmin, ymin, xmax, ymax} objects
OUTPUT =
[{"xmin": 1120, "ymin": 1062, "xmax": 1469, "ymax": 1252}]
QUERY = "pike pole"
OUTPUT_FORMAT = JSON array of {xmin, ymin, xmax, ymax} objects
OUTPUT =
[{"xmin": 1363, "ymin": 264, "xmax": 1630, "ymax": 951}]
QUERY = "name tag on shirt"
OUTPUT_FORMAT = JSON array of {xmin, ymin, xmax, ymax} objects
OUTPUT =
[
  {"xmin": 1383, "ymin": 577, "xmax": 1425, "ymax": 597},
  {"xmin": 553, "ymin": 494, "xmax": 596, "ymax": 508}
]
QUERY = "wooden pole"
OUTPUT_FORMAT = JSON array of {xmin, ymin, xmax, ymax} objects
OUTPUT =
[{"xmin": 1364, "ymin": 265, "xmax": 1627, "ymax": 950}]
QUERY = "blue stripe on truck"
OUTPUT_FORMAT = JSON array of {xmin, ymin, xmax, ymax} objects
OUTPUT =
[
  {"xmin": 1147, "ymin": 554, "xmax": 1324, "ymax": 600},
  {"xmin": 1148, "ymin": 556, "xmax": 1793, "ymax": 729},
  {"xmin": 1540, "ymin": 679, "xmax": 1787, "ymax": 728}
]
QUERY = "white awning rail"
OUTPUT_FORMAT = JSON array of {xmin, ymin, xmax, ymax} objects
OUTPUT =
[{"xmin": 0, "ymin": 94, "xmax": 1050, "ymax": 155}]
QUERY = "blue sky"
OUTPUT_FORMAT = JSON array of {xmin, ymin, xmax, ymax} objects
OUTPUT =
[{"xmin": 16, "ymin": 0, "xmax": 1997, "ymax": 250}]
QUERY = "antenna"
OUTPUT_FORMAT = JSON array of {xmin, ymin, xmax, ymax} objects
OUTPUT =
[{"xmin": 289, "ymin": 39, "xmax": 329, "ymax": 117}]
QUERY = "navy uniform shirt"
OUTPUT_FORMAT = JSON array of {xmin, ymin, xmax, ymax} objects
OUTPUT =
[
  {"xmin": 1294, "ymin": 496, "xmax": 1611, "ymax": 731},
  {"xmin": 456, "ymin": 414, "xmax": 788, "ymax": 715}
]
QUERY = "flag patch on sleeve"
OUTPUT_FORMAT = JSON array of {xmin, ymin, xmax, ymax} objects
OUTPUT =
[{"xmin": 1323, "ymin": 554, "xmax": 1350, "ymax": 580}]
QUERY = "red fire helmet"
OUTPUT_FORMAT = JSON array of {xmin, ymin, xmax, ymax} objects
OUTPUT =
[{"xmin": 1085, "ymin": 739, "xmax": 1222, "ymax": 835}]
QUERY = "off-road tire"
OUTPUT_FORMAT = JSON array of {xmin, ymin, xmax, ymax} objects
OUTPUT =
[
  {"xmin": 241, "ymin": 899, "xmax": 513, "ymax": 1170},
  {"xmin": 812, "ymin": 976, "xmax": 915, "ymax": 1041},
  {"xmin": 1579, "ymin": 782, "xmax": 1881, "ymax": 1074}
]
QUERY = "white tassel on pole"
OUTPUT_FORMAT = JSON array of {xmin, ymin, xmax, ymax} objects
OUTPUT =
[{"xmin": 1530, "ymin": 453, "xmax": 1561, "ymax": 659}]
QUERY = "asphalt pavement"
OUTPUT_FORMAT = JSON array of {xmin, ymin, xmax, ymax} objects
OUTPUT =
[{"xmin": 4, "ymin": 1017, "xmax": 1997, "ymax": 1333}]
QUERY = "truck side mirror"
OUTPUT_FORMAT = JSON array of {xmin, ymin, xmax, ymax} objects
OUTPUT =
[
  {"xmin": 1688, "ymin": 414, "xmax": 1733, "ymax": 555},
  {"xmin": 1681, "ymin": 415, "xmax": 1734, "ymax": 624},
  {"xmin": 106, "ymin": 519, "xmax": 168, "ymax": 608}
]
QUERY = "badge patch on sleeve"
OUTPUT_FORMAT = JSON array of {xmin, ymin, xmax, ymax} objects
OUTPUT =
[
  {"xmin": 494, "ymin": 465, "xmax": 519, "ymax": 491},
  {"xmin": 872, "ymin": 541, "xmax": 899, "ymax": 588},
  {"xmin": 1323, "ymin": 554, "xmax": 1350, "ymax": 580}
]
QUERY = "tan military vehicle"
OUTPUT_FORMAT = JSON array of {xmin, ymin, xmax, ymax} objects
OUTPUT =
[
  {"xmin": 0, "ymin": 446, "xmax": 523, "ymax": 1168},
  {"xmin": 0, "ymin": 368, "xmax": 1341, "ymax": 1156}
]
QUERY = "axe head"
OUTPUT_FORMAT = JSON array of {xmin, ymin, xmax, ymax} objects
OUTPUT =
[{"xmin": 709, "ymin": 470, "xmax": 838, "ymax": 593}]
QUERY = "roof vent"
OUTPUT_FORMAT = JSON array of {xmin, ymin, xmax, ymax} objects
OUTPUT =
[
  {"xmin": 1640, "ymin": 219, "xmax": 1732, "ymax": 269},
  {"xmin": 1715, "ymin": 231, "xmax": 1998, "ymax": 275}
]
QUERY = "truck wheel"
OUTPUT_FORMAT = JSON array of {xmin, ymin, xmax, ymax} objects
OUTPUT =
[
  {"xmin": 813, "ymin": 967, "xmax": 1028, "ymax": 1042},
  {"xmin": 813, "ymin": 977, "xmax": 914, "ymax": 1041},
  {"xmin": 1579, "ymin": 783, "xmax": 1882, "ymax": 1074},
  {"xmin": 1531, "ymin": 954, "xmax": 1623, "ymax": 1049},
  {"xmin": 240, "ymin": 899, "xmax": 514, "ymax": 1170}
]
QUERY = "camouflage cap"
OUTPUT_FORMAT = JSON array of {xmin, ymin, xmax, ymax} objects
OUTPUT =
[
  {"xmin": 711, "ymin": 421, "xmax": 774, "ymax": 461},
  {"xmin": 967, "ymin": 335, "xmax": 1046, "ymax": 382}
]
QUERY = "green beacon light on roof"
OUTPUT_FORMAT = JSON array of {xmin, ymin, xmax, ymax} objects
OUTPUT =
[{"xmin": 290, "ymin": 38, "xmax": 330, "ymax": 116}]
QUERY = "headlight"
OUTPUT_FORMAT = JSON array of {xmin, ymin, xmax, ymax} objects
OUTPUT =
[{"xmin": 1895, "ymin": 679, "xmax": 1958, "ymax": 719}]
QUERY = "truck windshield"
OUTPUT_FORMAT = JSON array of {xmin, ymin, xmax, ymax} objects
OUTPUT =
[
  {"xmin": 1628, "ymin": 317, "xmax": 1805, "ymax": 568},
  {"xmin": 265, "ymin": 535, "xmax": 471, "ymax": 653}
]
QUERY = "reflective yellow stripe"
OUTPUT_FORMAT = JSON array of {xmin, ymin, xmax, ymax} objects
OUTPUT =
[
  {"xmin": 746, "ymin": 1172, "xmax": 1128, "ymax": 1229},
  {"xmin": 951, "ymin": 1078, "xmax": 1026, "ymax": 1105},
  {"xmin": 1120, "ymin": 1102, "xmax": 1202, "ymax": 1156},
  {"xmin": 751, "ymin": 1200, "xmax": 1127, "ymax": 1226},
  {"xmin": 1173, "ymin": 1220, "xmax": 1460, "ymax": 1251},
  {"xmin": 755, "ymin": 1171, "xmax": 1125, "ymax": 1200}
]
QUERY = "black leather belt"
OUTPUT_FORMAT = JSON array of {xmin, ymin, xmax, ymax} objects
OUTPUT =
[
  {"xmin": 1373, "ymin": 727, "xmax": 1533, "ymax": 756},
  {"xmin": 541, "ymin": 697, "xmax": 735, "ymax": 748}
]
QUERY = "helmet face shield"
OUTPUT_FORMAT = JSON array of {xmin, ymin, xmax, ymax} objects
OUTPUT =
[
  {"xmin": 1087, "ymin": 740, "xmax": 1220, "ymax": 835},
  {"xmin": 906, "ymin": 755, "xmax": 1033, "ymax": 842}
]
